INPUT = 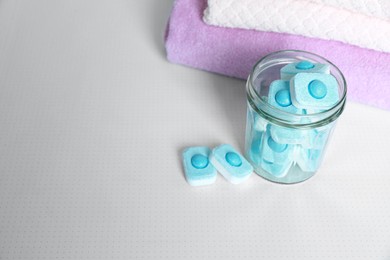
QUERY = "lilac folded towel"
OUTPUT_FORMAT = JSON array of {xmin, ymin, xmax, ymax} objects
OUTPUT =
[{"xmin": 165, "ymin": 0, "xmax": 390, "ymax": 110}]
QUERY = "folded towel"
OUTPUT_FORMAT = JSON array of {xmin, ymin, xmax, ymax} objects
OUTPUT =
[
  {"xmin": 165, "ymin": 0, "xmax": 390, "ymax": 110},
  {"xmin": 309, "ymin": 0, "xmax": 390, "ymax": 20},
  {"xmin": 203, "ymin": 0, "xmax": 390, "ymax": 53}
]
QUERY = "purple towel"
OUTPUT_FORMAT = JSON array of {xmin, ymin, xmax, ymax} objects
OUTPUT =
[{"xmin": 165, "ymin": 0, "xmax": 390, "ymax": 110}]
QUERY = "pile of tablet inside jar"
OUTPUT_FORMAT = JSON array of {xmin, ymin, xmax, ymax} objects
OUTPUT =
[{"xmin": 249, "ymin": 60, "xmax": 340, "ymax": 178}]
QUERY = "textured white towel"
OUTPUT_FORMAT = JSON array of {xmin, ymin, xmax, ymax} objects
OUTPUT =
[
  {"xmin": 310, "ymin": 0, "xmax": 390, "ymax": 20},
  {"xmin": 203, "ymin": 0, "xmax": 390, "ymax": 53}
]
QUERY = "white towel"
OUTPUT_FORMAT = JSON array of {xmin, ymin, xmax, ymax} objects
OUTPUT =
[
  {"xmin": 310, "ymin": 0, "xmax": 390, "ymax": 20},
  {"xmin": 203, "ymin": 0, "xmax": 390, "ymax": 53}
]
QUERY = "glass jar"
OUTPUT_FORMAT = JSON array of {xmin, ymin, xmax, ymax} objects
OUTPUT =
[{"xmin": 245, "ymin": 50, "xmax": 347, "ymax": 184}]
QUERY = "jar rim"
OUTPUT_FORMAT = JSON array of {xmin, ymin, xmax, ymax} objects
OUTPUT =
[{"xmin": 247, "ymin": 50, "xmax": 347, "ymax": 128}]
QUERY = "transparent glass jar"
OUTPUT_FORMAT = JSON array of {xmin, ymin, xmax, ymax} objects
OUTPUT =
[{"xmin": 245, "ymin": 50, "xmax": 347, "ymax": 184}]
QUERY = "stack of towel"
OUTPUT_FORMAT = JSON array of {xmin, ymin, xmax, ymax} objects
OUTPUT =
[{"xmin": 165, "ymin": 0, "xmax": 390, "ymax": 110}]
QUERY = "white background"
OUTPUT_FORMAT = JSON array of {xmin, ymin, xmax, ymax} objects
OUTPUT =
[{"xmin": 1, "ymin": 0, "xmax": 390, "ymax": 259}]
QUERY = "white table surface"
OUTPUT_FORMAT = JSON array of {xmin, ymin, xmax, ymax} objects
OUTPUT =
[{"xmin": 1, "ymin": 0, "xmax": 390, "ymax": 259}]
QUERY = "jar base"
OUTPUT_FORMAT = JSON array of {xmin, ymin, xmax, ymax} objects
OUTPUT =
[{"xmin": 253, "ymin": 163, "xmax": 316, "ymax": 184}]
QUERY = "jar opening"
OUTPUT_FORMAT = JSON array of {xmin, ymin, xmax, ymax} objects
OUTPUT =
[{"xmin": 246, "ymin": 50, "xmax": 347, "ymax": 129}]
